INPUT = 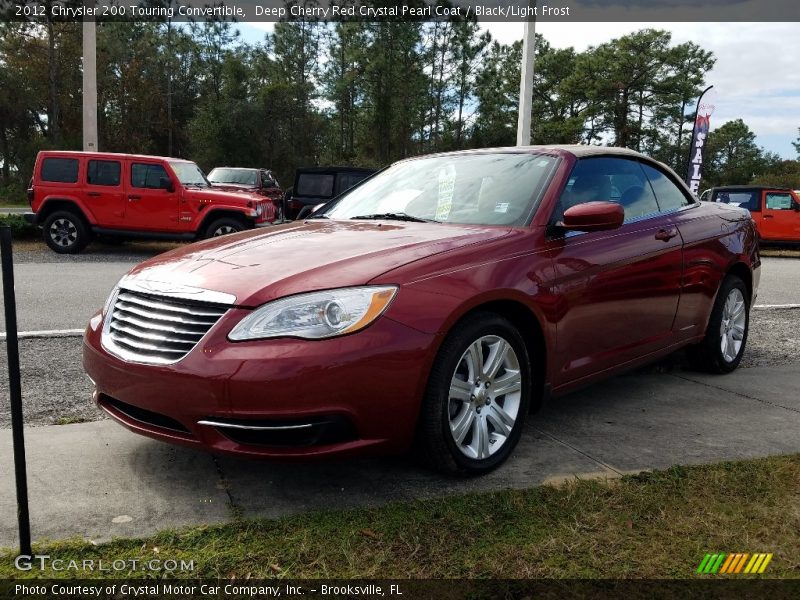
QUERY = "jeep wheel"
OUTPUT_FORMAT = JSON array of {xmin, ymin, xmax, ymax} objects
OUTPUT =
[
  {"xmin": 43, "ymin": 211, "xmax": 90, "ymax": 254},
  {"xmin": 205, "ymin": 217, "xmax": 246, "ymax": 239}
]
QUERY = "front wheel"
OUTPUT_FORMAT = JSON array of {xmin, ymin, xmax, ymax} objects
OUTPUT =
[
  {"xmin": 415, "ymin": 312, "xmax": 532, "ymax": 475},
  {"xmin": 42, "ymin": 211, "xmax": 91, "ymax": 254},
  {"xmin": 204, "ymin": 217, "xmax": 246, "ymax": 239},
  {"xmin": 687, "ymin": 275, "xmax": 750, "ymax": 373}
]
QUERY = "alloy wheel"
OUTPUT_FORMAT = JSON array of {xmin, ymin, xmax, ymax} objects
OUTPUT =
[
  {"xmin": 448, "ymin": 335, "xmax": 522, "ymax": 460},
  {"xmin": 213, "ymin": 225, "xmax": 238, "ymax": 237},
  {"xmin": 720, "ymin": 287, "xmax": 746, "ymax": 363},
  {"xmin": 50, "ymin": 218, "xmax": 78, "ymax": 247}
]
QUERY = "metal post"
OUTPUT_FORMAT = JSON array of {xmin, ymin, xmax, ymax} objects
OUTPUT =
[
  {"xmin": 1, "ymin": 226, "xmax": 32, "ymax": 557},
  {"xmin": 167, "ymin": 5, "xmax": 173, "ymax": 157},
  {"xmin": 82, "ymin": 6, "xmax": 99, "ymax": 152},
  {"xmin": 516, "ymin": 2, "xmax": 537, "ymax": 146}
]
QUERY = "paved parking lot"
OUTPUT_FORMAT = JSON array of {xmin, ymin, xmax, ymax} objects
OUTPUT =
[{"xmin": 0, "ymin": 240, "xmax": 798, "ymax": 547}]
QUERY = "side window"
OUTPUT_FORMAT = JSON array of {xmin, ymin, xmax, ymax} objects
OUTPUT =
[
  {"xmin": 765, "ymin": 192, "xmax": 794, "ymax": 210},
  {"xmin": 40, "ymin": 158, "xmax": 79, "ymax": 183},
  {"xmin": 640, "ymin": 163, "xmax": 692, "ymax": 212},
  {"xmin": 713, "ymin": 190, "xmax": 760, "ymax": 212},
  {"xmin": 131, "ymin": 163, "xmax": 169, "ymax": 189},
  {"xmin": 336, "ymin": 173, "xmax": 368, "ymax": 195},
  {"xmin": 557, "ymin": 157, "xmax": 660, "ymax": 224},
  {"xmin": 87, "ymin": 160, "xmax": 121, "ymax": 187},
  {"xmin": 296, "ymin": 173, "xmax": 335, "ymax": 197},
  {"xmin": 262, "ymin": 171, "xmax": 278, "ymax": 188}
]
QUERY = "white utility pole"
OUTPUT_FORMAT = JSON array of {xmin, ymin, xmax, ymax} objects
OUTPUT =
[
  {"xmin": 82, "ymin": 9, "xmax": 98, "ymax": 152},
  {"xmin": 516, "ymin": 5, "xmax": 537, "ymax": 146}
]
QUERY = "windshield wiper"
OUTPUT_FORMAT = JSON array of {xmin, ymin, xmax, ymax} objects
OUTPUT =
[{"xmin": 351, "ymin": 212, "xmax": 435, "ymax": 223}]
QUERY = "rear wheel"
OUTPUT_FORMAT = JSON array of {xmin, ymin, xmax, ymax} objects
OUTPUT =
[
  {"xmin": 204, "ymin": 217, "xmax": 247, "ymax": 239},
  {"xmin": 687, "ymin": 275, "xmax": 749, "ymax": 373},
  {"xmin": 42, "ymin": 210, "xmax": 90, "ymax": 254},
  {"xmin": 415, "ymin": 312, "xmax": 531, "ymax": 475}
]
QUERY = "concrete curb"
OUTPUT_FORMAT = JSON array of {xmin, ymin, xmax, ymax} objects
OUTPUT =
[{"xmin": 0, "ymin": 328, "xmax": 84, "ymax": 340}]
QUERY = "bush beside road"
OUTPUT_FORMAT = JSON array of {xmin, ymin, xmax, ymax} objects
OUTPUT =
[
  {"xmin": 1, "ymin": 454, "xmax": 798, "ymax": 578},
  {"xmin": 0, "ymin": 214, "xmax": 37, "ymax": 239}
]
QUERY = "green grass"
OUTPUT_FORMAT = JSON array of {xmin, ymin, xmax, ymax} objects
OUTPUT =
[{"xmin": 1, "ymin": 454, "xmax": 798, "ymax": 579}]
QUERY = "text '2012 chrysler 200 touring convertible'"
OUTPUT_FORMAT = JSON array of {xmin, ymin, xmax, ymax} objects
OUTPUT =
[{"xmin": 83, "ymin": 146, "xmax": 760, "ymax": 474}]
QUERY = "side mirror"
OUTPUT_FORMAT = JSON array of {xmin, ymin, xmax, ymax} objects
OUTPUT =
[
  {"xmin": 561, "ymin": 201, "xmax": 624, "ymax": 232},
  {"xmin": 159, "ymin": 177, "xmax": 175, "ymax": 193}
]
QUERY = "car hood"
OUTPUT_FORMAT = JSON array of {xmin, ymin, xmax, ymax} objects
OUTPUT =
[{"xmin": 122, "ymin": 220, "xmax": 511, "ymax": 307}]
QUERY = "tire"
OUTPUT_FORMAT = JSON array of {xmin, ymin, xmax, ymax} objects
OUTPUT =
[
  {"xmin": 415, "ymin": 312, "xmax": 532, "ymax": 475},
  {"xmin": 42, "ymin": 210, "xmax": 91, "ymax": 254},
  {"xmin": 687, "ymin": 275, "xmax": 750, "ymax": 374},
  {"xmin": 204, "ymin": 217, "xmax": 247, "ymax": 239}
]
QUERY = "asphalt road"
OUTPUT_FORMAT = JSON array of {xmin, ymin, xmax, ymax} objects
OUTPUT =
[
  {"xmin": 0, "ymin": 241, "xmax": 178, "ymax": 333},
  {"xmin": 757, "ymin": 256, "xmax": 800, "ymax": 305},
  {"xmin": 0, "ymin": 243, "xmax": 797, "ymax": 334}
]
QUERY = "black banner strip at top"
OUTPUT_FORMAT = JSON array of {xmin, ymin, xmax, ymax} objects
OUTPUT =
[{"xmin": 1, "ymin": 0, "xmax": 799, "ymax": 23}]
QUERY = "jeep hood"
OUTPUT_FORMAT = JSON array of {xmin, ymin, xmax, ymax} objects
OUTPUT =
[
  {"xmin": 184, "ymin": 187, "xmax": 259, "ymax": 204},
  {"xmin": 122, "ymin": 220, "xmax": 510, "ymax": 307}
]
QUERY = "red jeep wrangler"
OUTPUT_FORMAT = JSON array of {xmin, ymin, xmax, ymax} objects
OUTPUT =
[{"xmin": 25, "ymin": 151, "xmax": 277, "ymax": 253}]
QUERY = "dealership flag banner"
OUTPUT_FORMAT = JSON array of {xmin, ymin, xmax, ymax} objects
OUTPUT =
[{"xmin": 686, "ymin": 89, "xmax": 716, "ymax": 195}]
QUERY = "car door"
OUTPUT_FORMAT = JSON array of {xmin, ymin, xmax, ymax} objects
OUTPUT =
[
  {"xmin": 640, "ymin": 161, "xmax": 728, "ymax": 345},
  {"xmin": 546, "ymin": 157, "xmax": 684, "ymax": 384},
  {"xmin": 124, "ymin": 161, "xmax": 180, "ymax": 231},
  {"xmin": 761, "ymin": 190, "xmax": 800, "ymax": 242},
  {"xmin": 82, "ymin": 158, "xmax": 126, "ymax": 226}
]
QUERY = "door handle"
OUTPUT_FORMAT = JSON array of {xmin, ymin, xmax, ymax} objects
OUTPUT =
[
  {"xmin": 655, "ymin": 228, "xmax": 678, "ymax": 242},
  {"xmin": 762, "ymin": 214, "xmax": 773, "ymax": 219},
  {"xmin": 127, "ymin": 195, "xmax": 141, "ymax": 201},
  {"xmin": 87, "ymin": 191, "xmax": 101, "ymax": 197}
]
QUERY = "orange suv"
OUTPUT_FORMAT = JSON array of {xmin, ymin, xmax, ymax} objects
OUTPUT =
[
  {"xmin": 25, "ymin": 151, "xmax": 277, "ymax": 253},
  {"xmin": 706, "ymin": 186, "xmax": 800, "ymax": 244}
]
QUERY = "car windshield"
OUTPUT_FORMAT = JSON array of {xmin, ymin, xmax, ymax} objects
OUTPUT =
[
  {"xmin": 208, "ymin": 168, "xmax": 257, "ymax": 186},
  {"xmin": 323, "ymin": 153, "xmax": 559, "ymax": 226},
  {"xmin": 169, "ymin": 161, "xmax": 209, "ymax": 186}
]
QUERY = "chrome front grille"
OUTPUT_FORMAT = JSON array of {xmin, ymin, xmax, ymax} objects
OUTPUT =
[{"xmin": 102, "ymin": 288, "xmax": 230, "ymax": 365}]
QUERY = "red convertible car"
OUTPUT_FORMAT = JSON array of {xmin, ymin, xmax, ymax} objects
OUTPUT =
[{"xmin": 83, "ymin": 146, "xmax": 760, "ymax": 474}]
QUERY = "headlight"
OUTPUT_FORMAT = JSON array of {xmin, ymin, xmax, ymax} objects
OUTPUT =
[{"xmin": 228, "ymin": 286, "xmax": 398, "ymax": 341}]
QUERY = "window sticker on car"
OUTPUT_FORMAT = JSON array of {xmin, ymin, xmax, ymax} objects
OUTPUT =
[
  {"xmin": 536, "ymin": 160, "xmax": 551, "ymax": 167},
  {"xmin": 495, "ymin": 202, "xmax": 510, "ymax": 213},
  {"xmin": 435, "ymin": 164, "xmax": 456, "ymax": 221}
]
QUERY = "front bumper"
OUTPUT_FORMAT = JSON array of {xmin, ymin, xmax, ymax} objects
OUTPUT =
[
  {"xmin": 23, "ymin": 212, "xmax": 37, "ymax": 225},
  {"xmin": 83, "ymin": 310, "xmax": 438, "ymax": 459}
]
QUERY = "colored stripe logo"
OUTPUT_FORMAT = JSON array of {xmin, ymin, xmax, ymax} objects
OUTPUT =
[{"xmin": 697, "ymin": 553, "xmax": 773, "ymax": 574}]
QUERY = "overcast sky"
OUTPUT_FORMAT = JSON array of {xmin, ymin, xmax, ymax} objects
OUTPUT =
[{"xmin": 240, "ymin": 22, "xmax": 799, "ymax": 158}]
